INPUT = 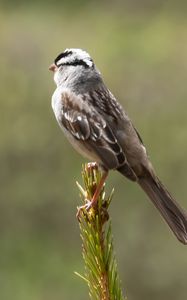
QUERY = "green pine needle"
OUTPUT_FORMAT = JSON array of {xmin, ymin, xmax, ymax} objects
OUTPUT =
[{"xmin": 75, "ymin": 163, "xmax": 127, "ymax": 300}]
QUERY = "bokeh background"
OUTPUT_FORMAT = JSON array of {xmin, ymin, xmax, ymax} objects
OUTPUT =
[{"xmin": 0, "ymin": 1, "xmax": 187, "ymax": 299}]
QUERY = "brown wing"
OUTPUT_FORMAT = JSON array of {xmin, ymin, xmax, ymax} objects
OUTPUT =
[{"xmin": 59, "ymin": 90, "xmax": 129, "ymax": 171}]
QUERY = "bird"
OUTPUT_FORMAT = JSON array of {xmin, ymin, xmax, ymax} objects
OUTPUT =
[{"xmin": 49, "ymin": 48, "xmax": 187, "ymax": 245}]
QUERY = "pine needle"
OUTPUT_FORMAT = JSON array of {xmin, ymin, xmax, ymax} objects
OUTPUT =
[{"xmin": 76, "ymin": 164, "xmax": 127, "ymax": 300}]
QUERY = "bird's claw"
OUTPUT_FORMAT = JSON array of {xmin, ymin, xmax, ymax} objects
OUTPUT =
[
  {"xmin": 76, "ymin": 200, "xmax": 94, "ymax": 221},
  {"xmin": 86, "ymin": 162, "xmax": 98, "ymax": 171}
]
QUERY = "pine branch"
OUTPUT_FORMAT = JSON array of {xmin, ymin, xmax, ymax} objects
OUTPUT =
[{"xmin": 75, "ymin": 163, "xmax": 127, "ymax": 300}]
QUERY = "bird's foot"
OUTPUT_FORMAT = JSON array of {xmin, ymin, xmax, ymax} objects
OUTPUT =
[
  {"xmin": 86, "ymin": 162, "xmax": 98, "ymax": 171},
  {"xmin": 76, "ymin": 199, "xmax": 94, "ymax": 220},
  {"xmin": 77, "ymin": 163, "xmax": 108, "ymax": 221}
]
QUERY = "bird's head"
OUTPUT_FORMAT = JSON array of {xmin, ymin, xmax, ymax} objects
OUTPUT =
[{"xmin": 49, "ymin": 48, "xmax": 94, "ymax": 86}]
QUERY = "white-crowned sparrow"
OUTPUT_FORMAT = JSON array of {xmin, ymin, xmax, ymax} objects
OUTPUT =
[{"xmin": 49, "ymin": 48, "xmax": 187, "ymax": 244}]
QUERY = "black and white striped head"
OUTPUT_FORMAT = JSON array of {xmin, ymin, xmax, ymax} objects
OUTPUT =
[
  {"xmin": 50, "ymin": 48, "xmax": 94, "ymax": 72},
  {"xmin": 49, "ymin": 48, "xmax": 97, "ymax": 87}
]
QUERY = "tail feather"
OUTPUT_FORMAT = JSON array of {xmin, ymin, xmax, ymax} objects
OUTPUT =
[{"xmin": 138, "ymin": 175, "xmax": 187, "ymax": 245}]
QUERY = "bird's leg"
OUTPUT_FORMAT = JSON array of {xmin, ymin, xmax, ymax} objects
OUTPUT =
[
  {"xmin": 89, "ymin": 169, "xmax": 108, "ymax": 208},
  {"xmin": 77, "ymin": 163, "xmax": 108, "ymax": 219}
]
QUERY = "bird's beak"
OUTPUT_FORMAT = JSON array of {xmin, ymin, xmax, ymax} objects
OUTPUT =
[{"xmin": 49, "ymin": 63, "xmax": 57, "ymax": 72}]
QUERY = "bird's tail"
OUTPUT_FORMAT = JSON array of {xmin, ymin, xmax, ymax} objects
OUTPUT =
[{"xmin": 138, "ymin": 174, "xmax": 187, "ymax": 245}]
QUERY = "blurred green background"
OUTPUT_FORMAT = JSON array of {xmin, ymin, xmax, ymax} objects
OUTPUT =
[{"xmin": 0, "ymin": 1, "xmax": 187, "ymax": 299}]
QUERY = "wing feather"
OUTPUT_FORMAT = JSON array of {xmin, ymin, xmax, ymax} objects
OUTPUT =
[{"xmin": 56, "ymin": 90, "xmax": 136, "ymax": 179}]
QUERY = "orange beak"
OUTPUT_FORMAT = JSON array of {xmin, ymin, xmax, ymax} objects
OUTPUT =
[{"xmin": 49, "ymin": 63, "xmax": 57, "ymax": 72}]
